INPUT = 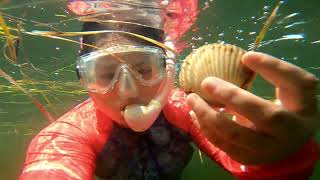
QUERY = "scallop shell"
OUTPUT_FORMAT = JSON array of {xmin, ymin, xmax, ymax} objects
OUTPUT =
[{"xmin": 179, "ymin": 43, "xmax": 255, "ymax": 104}]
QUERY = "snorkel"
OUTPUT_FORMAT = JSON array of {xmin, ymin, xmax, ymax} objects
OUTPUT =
[{"xmin": 124, "ymin": 56, "xmax": 175, "ymax": 132}]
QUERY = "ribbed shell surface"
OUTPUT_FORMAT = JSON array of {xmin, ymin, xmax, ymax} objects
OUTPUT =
[{"xmin": 179, "ymin": 43, "xmax": 254, "ymax": 103}]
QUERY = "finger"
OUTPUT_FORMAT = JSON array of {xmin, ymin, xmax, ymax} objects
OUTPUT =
[
  {"xmin": 276, "ymin": 86, "xmax": 318, "ymax": 115},
  {"xmin": 202, "ymin": 78, "xmax": 313, "ymax": 143},
  {"xmin": 187, "ymin": 93, "xmax": 281, "ymax": 165},
  {"xmin": 242, "ymin": 51, "xmax": 318, "ymax": 93},
  {"xmin": 242, "ymin": 52, "xmax": 319, "ymax": 113},
  {"xmin": 187, "ymin": 93, "xmax": 274, "ymax": 151},
  {"xmin": 200, "ymin": 77, "xmax": 276, "ymax": 127}
]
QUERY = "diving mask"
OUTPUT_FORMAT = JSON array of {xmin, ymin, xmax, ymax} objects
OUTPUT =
[{"xmin": 77, "ymin": 45, "xmax": 166, "ymax": 94}]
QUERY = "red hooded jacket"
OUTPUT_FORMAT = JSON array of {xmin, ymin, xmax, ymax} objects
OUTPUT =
[{"xmin": 20, "ymin": 89, "xmax": 318, "ymax": 180}]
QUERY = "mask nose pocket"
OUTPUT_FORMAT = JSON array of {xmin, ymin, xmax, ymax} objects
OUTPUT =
[{"xmin": 117, "ymin": 66, "xmax": 139, "ymax": 98}]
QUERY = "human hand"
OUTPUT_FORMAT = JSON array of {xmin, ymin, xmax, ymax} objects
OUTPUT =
[{"xmin": 186, "ymin": 51, "xmax": 319, "ymax": 165}]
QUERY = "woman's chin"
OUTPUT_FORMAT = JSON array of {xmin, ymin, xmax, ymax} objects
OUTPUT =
[
  {"xmin": 112, "ymin": 112, "xmax": 129, "ymax": 128},
  {"xmin": 97, "ymin": 107, "xmax": 129, "ymax": 128}
]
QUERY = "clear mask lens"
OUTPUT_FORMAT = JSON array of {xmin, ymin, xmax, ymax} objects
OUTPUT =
[{"xmin": 77, "ymin": 46, "xmax": 166, "ymax": 93}]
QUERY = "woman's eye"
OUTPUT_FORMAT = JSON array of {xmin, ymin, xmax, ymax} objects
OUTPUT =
[
  {"xmin": 135, "ymin": 63, "xmax": 152, "ymax": 74},
  {"xmin": 137, "ymin": 68, "xmax": 152, "ymax": 74},
  {"xmin": 97, "ymin": 73, "xmax": 114, "ymax": 80},
  {"xmin": 96, "ymin": 73, "xmax": 114, "ymax": 86},
  {"xmin": 103, "ymin": 73, "xmax": 114, "ymax": 79}
]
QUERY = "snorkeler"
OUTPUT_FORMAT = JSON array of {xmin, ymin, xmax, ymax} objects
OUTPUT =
[{"xmin": 20, "ymin": 0, "xmax": 319, "ymax": 180}]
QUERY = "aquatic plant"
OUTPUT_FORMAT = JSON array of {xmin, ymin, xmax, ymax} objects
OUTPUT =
[
  {"xmin": 252, "ymin": 0, "xmax": 282, "ymax": 51},
  {"xmin": 0, "ymin": 12, "xmax": 17, "ymax": 63}
]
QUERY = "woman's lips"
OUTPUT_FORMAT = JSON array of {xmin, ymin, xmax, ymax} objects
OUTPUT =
[
  {"xmin": 120, "ymin": 100, "xmax": 147, "ymax": 110},
  {"xmin": 120, "ymin": 103, "xmax": 131, "ymax": 112}
]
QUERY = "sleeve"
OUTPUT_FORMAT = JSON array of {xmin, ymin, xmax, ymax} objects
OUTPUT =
[
  {"xmin": 163, "ymin": 88, "xmax": 319, "ymax": 180},
  {"xmin": 20, "ymin": 101, "xmax": 112, "ymax": 180}
]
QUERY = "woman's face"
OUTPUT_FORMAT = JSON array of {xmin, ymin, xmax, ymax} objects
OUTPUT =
[
  {"xmin": 89, "ymin": 45, "xmax": 166, "ymax": 127},
  {"xmin": 90, "ymin": 81, "xmax": 163, "ymax": 127}
]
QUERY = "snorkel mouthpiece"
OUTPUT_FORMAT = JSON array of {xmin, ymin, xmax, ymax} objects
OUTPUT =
[
  {"xmin": 124, "ymin": 100, "xmax": 162, "ymax": 132},
  {"xmin": 124, "ymin": 59, "xmax": 175, "ymax": 132}
]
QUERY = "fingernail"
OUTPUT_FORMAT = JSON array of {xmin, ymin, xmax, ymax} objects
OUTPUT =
[
  {"xmin": 189, "ymin": 110, "xmax": 200, "ymax": 129},
  {"xmin": 242, "ymin": 51, "xmax": 260, "ymax": 60},
  {"xmin": 186, "ymin": 93, "xmax": 198, "ymax": 107},
  {"xmin": 241, "ymin": 51, "xmax": 265, "ymax": 66},
  {"xmin": 201, "ymin": 77, "xmax": 218, "ymax": 93}
]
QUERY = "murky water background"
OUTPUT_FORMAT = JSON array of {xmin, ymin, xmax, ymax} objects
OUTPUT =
[{"xmin": 0, "ymin": 0, "xmax": 319, "ymax": 179}]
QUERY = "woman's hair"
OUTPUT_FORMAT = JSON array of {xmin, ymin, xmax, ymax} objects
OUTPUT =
[{"xmin": 80, "ymin": 22, "xmax": 165, "ymax": 55}]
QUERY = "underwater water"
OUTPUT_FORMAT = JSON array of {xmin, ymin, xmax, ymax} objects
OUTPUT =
[{"xmin": 0, "ymin": 0, "xmax": 319, "ymax": 179}]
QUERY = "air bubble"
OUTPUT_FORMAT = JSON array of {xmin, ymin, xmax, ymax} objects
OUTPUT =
[
  {"xmin": 161, "ymin": 0, "xmax": 169, "ymax": 6},
  {"xmin": 237, "ymin": 29, "xmax": 243, "ymax": 34},
  {"xmin": 263, "ymin": 6, "xmax": 270, "ymax": 11}
]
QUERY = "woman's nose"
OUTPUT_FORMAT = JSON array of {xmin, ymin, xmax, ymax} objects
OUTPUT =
[{"xmin": 116, "ymin": 68, "xmax": 139, "ymax": 98}]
